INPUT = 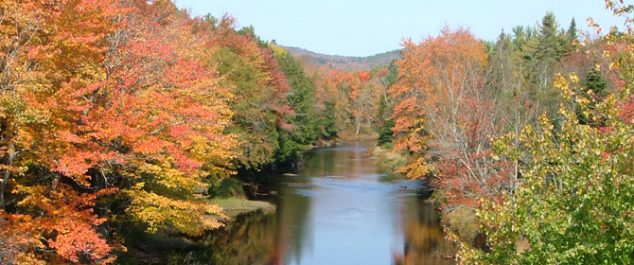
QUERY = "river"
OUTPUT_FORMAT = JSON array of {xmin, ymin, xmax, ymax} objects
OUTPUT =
[{"xmin": 178, "ymin": 142, "xmax": 454, "ymax": 265}]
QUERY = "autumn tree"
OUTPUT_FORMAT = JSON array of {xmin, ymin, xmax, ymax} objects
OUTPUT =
[
  {"xmin": 0, "ymin": 0, "xmax": 44, "ymax": 207},
  {"xmin": 207, "ymin": 17, "xmax": 292, "ymax": 170},
  {"xmin": 459, "ymin": 3, "xmax": 634, "ymax": 263},
  {"xmin": 303, "ymin": 65, "xmax": 385, "ymax": 138},
  {"xmin": 352, "ymin": 71, "xmax": 382, "ymax": 135},
  {"xmin": 1, "ymin": 1, "xmax": 239, "ymax": 263},
  {"xmin": 306, "ymin": 65, "xmax": 338, "ymax": 139},
  {"xmin": 389, "ymin": 28, "xmax": 499, "ymax": 202},
  {"xmin": 1, "ymin": 1, "xmax": 124, "ymax": 263},
  {"xmin": 463, "ymin": 65, "xmax": 633, "ymax": 265}
]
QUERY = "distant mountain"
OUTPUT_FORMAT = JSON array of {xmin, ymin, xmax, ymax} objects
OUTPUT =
[{"xmin": 283, "ymin": 46, "xmax": 401, "ymax": 71}]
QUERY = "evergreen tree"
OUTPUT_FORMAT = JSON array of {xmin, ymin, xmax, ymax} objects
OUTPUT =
[
  {"xmin": 377, "ymin": 61, "xmax": 398, "ymax": 146},
  {"xmin": 271, "ymin": 45, "xmax": 320, "ymax": 161},
  {"xmin": 566, "ymin": 18, "xmax": 578, "ymax": 42},
  {"xmin": 535, "ymin": 12, "xmax": 563, "ymax": 65},
  {"xmin": 563, "ymin": 18, "xmax": 579, "ymax": 54},
  {"xmin": 322, "ymin": 101, "xmax": 338, "ymax": 139},
  {"xmin": 526, "ymin": 13, "xmax": 567, "ymax": 119},
  {"xmin": 576, "ymin": 68, "xmax": 609, "ymax": 126}
]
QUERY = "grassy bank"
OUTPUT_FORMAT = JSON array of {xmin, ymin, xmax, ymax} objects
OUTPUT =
[
  {"xmin": 211, "ymin": 197, "xmax": 275, "ymax": 219},
  {"xmin": 371, "ymin": 144, "xmax": 407, "ymax": 175}
]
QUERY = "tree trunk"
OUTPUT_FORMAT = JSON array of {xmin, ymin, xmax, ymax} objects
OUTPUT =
[{"xmin": 0, "ymin": 141, "xmax": 16, "ymax": 206}]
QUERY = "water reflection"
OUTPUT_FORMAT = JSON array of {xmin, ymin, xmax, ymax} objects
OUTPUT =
[
  {"xmin": 393, "ymin": 196, "xmax": 455, "ymax": 265},
  {"xmin": 181, "ymin": 142, "xmax": 454, "ymax": 265}
]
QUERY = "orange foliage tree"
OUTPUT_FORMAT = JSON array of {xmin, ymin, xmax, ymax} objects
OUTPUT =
[
  {"xmin": 1, "ymin": 1, "xmax": 239, "ymax": 263},
  {"xmin": 306, "ymin": 65, "xmax": 384, "ymax": 136},
  {"xmin": 390, "ymin": 28, "xmax": 505, "ymax": 205}
]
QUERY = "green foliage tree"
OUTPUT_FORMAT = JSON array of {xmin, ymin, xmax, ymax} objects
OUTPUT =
[
  {"xmin": 208, "ymin": 24, "xmax": 285, "ymax": 169},
  {"xmin": 321, "ymin": 101, "xmax": 338, "ymax": 139},
  {"xmin": 583, "ymin": 68, "xmax": 608, "ymax": 99},
  {"xmin": 460, "ymin": 13, "xmax": 634, "ymax": 260},
  {"xmin": 566, "ymin": 18, "xmax": 579, "ymax": 46},
  {"xmin": 377, "ymin": 61, "xmax": 398, "ymax": 146},
  {"xmin": 271, "ymin": 45, "xmax": 320, "ymax": 162},
  {"xmin": 575, "ymin": 68, "xmax": 609, "ymax": 126}
]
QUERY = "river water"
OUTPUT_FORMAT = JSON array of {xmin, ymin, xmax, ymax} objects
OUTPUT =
[{"xmin": 184, "ymin": 142, "xmax": 454, "ymax": 265}]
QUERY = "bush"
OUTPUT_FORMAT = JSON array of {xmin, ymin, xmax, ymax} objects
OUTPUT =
[{"xmin": 209, "ymin": 178, "xmax": 245, "ymax": 198}]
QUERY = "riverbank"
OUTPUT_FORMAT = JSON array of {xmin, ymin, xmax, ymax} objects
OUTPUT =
[
  {"xmin": 371, "ymin": 145, "xmax": 482, "ymax": 260},
  {"xmin": 337, "ymin": 131, "xmax": 379, "ymax": 142},
  {"xmin": 371, "ymin": 145, "xmax": 407, "ymax": 175},
  {"xmin": 121, "ymin": 142, "xmax": 461, "ymax": 264},
  {"xmin": 211, "ymin": 197, "xmax": 275, "ymax": 219}
]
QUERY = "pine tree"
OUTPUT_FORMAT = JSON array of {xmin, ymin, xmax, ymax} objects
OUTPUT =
[{"xmin": 566, "ymin": 18, "xmax": 578, "ymax": 42}]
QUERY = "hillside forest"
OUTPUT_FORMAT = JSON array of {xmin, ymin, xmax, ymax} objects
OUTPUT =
[{"xmin": 0, "ymin": 0, "xmax": 632, "ymax": 264}]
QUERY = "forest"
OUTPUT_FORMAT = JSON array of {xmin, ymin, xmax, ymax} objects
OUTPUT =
[{"xmin": 0, "ymin": 0, "xmax": 632, "ymax": 264}]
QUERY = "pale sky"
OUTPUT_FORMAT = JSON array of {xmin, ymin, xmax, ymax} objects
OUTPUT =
[{"xmin": 174, "ymin": 0, "xmax": 623, "ymax": 57}]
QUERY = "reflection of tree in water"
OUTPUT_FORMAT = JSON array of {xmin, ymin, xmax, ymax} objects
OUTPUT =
[
  {"xmin": 172, "ymin": 212, "xmax": 276, "ymax": 265},
  {"xmin": 270, "ymin": 174, "xmax": 312, "ymax": 265},
  {"xmin": 156, "ymin": 154, "xmax": 318, "ymax": 265},
  {"xmin": 394, "ymin": 196, "xmax": 455, "ymax": 265},
  {"xmin": 177, "ymin": 175, "xmax": 313, "ymax": 265},
  {"xmin": 274, "ymin": 145, "xmax": 372, "ymax": 264},
  {"xmin": 303, "ymin": 143, "xmax": 374, "ymax": 179},
  {"xmin": 301, "ymin": 148, "xmax": 336, "ymax": 177},
  {"xmin": 160, "ymin": 143, "xmax": 413, "ymax": 265},
  {"xmin": 165, "ymin": 182, "xmax": 312, "ymax": 265}
]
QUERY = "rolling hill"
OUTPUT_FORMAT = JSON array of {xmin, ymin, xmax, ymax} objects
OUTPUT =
[{"xmin": 283, "ymin": 46, "xmax": 401, "ymax": 71}]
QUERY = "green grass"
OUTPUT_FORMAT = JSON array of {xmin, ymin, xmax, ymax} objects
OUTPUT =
[{"xmin": 210, "ymin": 197, "xmax": 275, "ymax": 219}]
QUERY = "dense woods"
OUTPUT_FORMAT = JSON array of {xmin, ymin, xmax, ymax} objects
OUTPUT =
[
  {"xmin": 0, "ymin": 1, "xmax": 380, "ymax": 263},
  {"xmin": 380, "ymin": 2, "xmax": 633, "ymax": 264},
  {"xmin": 1, "ymin": 0, "xmax": 633, "ymax": 264}
]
